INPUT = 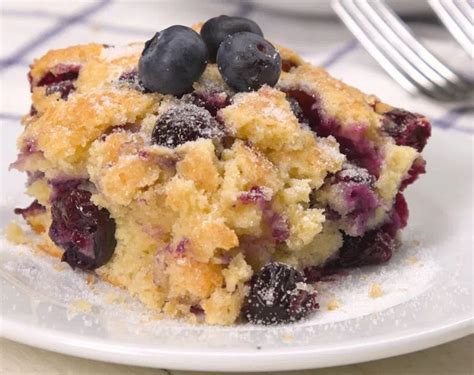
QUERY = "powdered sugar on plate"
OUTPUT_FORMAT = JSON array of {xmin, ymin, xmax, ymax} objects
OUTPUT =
[{"xmin": 0, "ymin": 224, "xmax": 439, "ymax": 334}]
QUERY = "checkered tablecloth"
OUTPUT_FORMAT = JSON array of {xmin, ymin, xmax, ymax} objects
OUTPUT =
[{"xmin": 1, "ymin": 0, "xmax": 472, "ymax": 135}]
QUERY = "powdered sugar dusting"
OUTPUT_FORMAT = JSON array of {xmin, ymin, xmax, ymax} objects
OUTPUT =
[
  {"xmin": 151, "ymin": 103, "xmax": 225, "ymax": 148},
  {"xmin": 100, "ymin": 44, "xmax": 143, "ymax": 62},
  {"xmin": 316, "ymin": 135, "xmax": 346, "ymax": 167}
]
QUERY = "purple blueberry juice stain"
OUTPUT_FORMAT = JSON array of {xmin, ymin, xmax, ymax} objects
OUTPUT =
[
  {"xmin": 303, "ymin": 264, "xmax": 341, "ymax": 283},
  {"xmin": 401, "ymin": 157, "xmax": 426, "ymax": 190},
  {"xmin": 184, "ymin": 92, "xmax": 231, "ymax": 117},
  {"xmin": 287, "ymin": 96, "xmax": 309, "ymax": 127},
  {"xmin": 343, "ymin": 183, "xmax": 379, "ymax": 235},
  {"xmin": 101, "ymin": 122, "xmax": 141, "ymax": 139},
  {"xmin": 26, "ymin": 171, "xmax": 45, "ymax": 185},
  {"xmin": 175, "ymin": 238, "xmax": 189, "ymax": 256},
  {"xmin": 48, "ymin": 181, "xmax": 116, "ymax": 271},
  {"xmin": 14, "ymin": 200, "xmax": 46, "ymax": 219},
  {"xmin": 36, "ymin": 64, "xmax": 80, "ymax": 86},
  {"xmin": 306, "ymin": 194, "xmax": 408, "ymax": 280},
  {"xmin": 45, "ymin": 80, "xmax": 76, "ymax": 100},
  {"xmin": 281, "ymin": 59, "xmax": 298, "ymax": 72},
  {"xmin": 338, "ymin": 230, "xmax": 394, "ymax": 268},
  {"xmin": 382, "ymin": 193, "xmax": 409, "ymax": 238},
  {"xmin": 239, "ymin": 235, "xmax": 274, "ymax": 268},
  {"xmin": 117, "ymin": 69, "xmax": 147, "ymax": 92},
  {"xmin": 23, "ymin": 138, "xmax": 38, "ymax": 153},
  {"xmin": 164, "ymin": 238, "xmax": 189, "ymax": 258},
  {"xmin": 33, "ymin": 64, "xmax": 81, "ymax": 100},
  {"xmin": 190, "ymin": 304, "xmax": 205, "ymax": 317},
  {"xmin": 264, "ymin": 211, "xmax": 289, "ymax": 245},
  {"xmin": 239, "ymin": 186, "xmax": 289, "ymax": 244},
  {"xmin": 321, "ymin": 164, "xmax": 380, "ymax": 236},
  {"xmin": 9, "ymin": 139, "xmax": 43, "ymax": 171},
  {"xmin": 286, "ymin": 89, "xmax": 382, "ymax": 176},
  {"xmin": 238, "ymin": 186, "xmax": 266, "ymax": 205},
  {"xmin": 383, "ymin": 109, "xmax": 431, "ymax": 152},
  {"xmin": 49, "ymin": 178, "xmax": 85, "ymax": 198},
  {"xmin": 335, "ymin": 163, "xmax": 375, "ymax": 186}
]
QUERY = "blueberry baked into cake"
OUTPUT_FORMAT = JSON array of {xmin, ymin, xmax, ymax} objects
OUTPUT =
[{"xmin": 11, "ymin": 16, "xmax": 431, "ymax": 325}]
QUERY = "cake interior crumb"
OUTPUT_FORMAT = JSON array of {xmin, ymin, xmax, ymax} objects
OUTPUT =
[
  {"xmin": 369, "ymin": 283, "xmax": 384, "ymax": 299},
  {"xmin": 327, "ymin": 299, "xmax": 340, "ymax": 311},
  {"xmin": 70, "ymin": 299, "xmax": 93, "ymax": 314},
  {"xmin": 406, "ymin": 256, "xmax": 418, "ymax": 265}
]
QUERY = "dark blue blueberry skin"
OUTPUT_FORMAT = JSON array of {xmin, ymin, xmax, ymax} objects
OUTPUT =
[
  {"xmin": 139, "ymin": 25, "xmax": 208, "ymax": 95},
  {"xmin": 49, "ymin": 187, "xmax": 116, "ymax": 271},
  {"xmin": 200, "ymin": 15, "xmax": 263, "ymax": 62},
  {"xmin": 217, "ymin": 32, "xmax": 281, "ymax": 92},
  {"xmin": 243, "ymin": 262, "xmax": 318, "ymax": 325}
]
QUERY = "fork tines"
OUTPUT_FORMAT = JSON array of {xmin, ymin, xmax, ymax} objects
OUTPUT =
[
  {"xmin": 428, "ymin": 0, "xmax": 473, "ymax": 57},
  {"xmin": 332, "ymin": 0, "xmax": 473, "ymax": 101}
]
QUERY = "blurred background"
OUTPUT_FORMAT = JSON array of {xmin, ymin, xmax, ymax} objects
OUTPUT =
[{"xmin": 0, "ymin": 0, "xmax": 472, "ymax": 133}]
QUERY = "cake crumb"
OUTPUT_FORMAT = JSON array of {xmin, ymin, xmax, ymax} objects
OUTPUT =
[
  {"xmin": 411, "ymin": 239, "xmax": 421, "ymax": 247},
  {"xmin": 327, "ymin": 299, "xmax": 340, "ymax": 310},
  {"xmin": 4, "ymin": 223, "xmax": 28, "ymax": 245},
  {"xmin": 281, "ymin": 331, "xmax": 294, "ymax": 343},
  {"xmin": 85, "ymin": 274, "xmax": 96, "ymax": 285},
  {"xmin": 369, "ymin": 283, "xmax": 384, "ymax": 299},
  {"xmin": 104, "ymin": 293, "xmax": 119, "ymax": 304},
  {"xmin": 406, "ymin": 256, "xmax": 418, "ymax": 265},
  {"xmin": 70, "ymin": 299, "xmax": 92, "ymax": 314},
  {"xmin": 53, "ymin": 262, "xmax": 67, "ymax": 272}
]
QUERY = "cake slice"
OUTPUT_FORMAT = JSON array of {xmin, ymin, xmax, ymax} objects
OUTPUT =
[{"xmin": 10, "ymin": 16, "xmax": 430, "ymax": 325}]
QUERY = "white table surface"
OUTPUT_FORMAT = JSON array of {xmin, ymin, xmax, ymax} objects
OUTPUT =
[
  {"xmin": 1, "ymin": 335, "xmax": 473, "ymax": 374},
  {"xmin": 1, "ymin": 1, "xmax": 472, "ymax": 373}
]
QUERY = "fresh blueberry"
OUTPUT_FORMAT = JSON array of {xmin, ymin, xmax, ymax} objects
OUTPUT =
[
  {"xmin": 151, "ymin": 103, "xmax": 225, "ymax": 148},
  {"xmin": 243, "ymin": 262, "xmax": 318, "ymax": 325},
  {"xmin": 49, "ymin": 185, "xmax": 116, "ymax": 271},
  {"xmin": 200, "ymin": 15, "xmax": 263, "ymax": 62},
  {"xmin": 138, "ymin": 25, "xmax": 208, "ymax": 95},
  {"xmin": 217, "ymin": 32, "xmax": 281, "ymax": 92}
]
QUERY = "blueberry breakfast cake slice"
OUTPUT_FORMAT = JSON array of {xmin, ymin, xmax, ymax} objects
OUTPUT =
[{"xmin": 10, "ymin": 16, "xmax": 430, "ymax": 325}]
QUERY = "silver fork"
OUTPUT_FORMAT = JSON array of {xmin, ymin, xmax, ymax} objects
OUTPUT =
[
  {"xmin": 331, "ymin": 0, "xmax": 473, "ymax": 102},
  {"xmin": 428, "ymin": 0, "xmax": 473, "ymax": 57}
]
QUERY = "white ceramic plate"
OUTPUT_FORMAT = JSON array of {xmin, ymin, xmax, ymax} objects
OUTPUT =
[{"xmin": 1, "ymin": 62, "xmax": 473, "ymax": 371}]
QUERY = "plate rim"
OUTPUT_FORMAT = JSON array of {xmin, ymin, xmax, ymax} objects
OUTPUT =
[{"xmin": 1, "ymin": 314, "xmax": 472, "ymax": 371}]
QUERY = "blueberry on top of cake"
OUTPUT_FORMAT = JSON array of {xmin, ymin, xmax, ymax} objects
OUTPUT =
[{"xmin": 11, "ymin": 15, "xmax": 430, "ymax": 325}]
